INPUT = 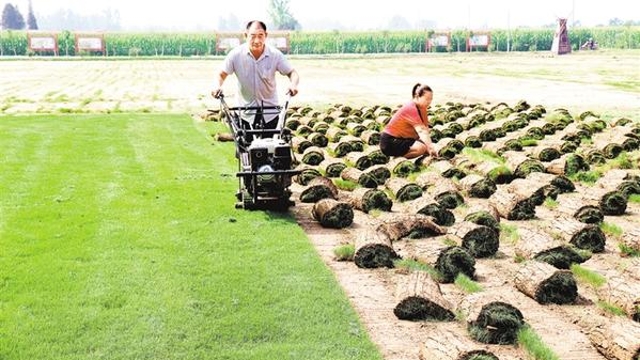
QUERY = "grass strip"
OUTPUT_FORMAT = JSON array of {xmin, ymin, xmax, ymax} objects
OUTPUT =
[{"xmin": 0, "ymin": 114, "xmax": 382, "ymax": 360}]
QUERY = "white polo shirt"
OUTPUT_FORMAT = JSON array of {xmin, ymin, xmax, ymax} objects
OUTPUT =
[{"xmin": 222, "ymin": 43, "xmax": 294, "ymax": 124}]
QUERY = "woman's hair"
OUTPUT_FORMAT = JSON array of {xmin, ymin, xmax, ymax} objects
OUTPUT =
[
  {"xmin": 246, "ymin": 20, "xmax": 267, "ymax": 31},
  {"xmin": 412, "ymin": 83, "xmax": 433, "ymax": 98}
]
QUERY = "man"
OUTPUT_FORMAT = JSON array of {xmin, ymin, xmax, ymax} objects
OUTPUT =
[{"xmin": 212, "ymin": 20, "xmax": 300, "ymax": 130}]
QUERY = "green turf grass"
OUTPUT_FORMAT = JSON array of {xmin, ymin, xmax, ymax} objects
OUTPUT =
[{"xmin": 0, "ymin": 114, "xmax": 383, "ymax": 360}]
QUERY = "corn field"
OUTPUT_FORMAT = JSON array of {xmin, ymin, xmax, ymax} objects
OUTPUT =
[{"xmin": 1, "ymin": 27, "xmax": 639, "ymax": 57}]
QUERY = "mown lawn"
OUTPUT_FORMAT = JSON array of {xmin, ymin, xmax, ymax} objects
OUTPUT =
[{"xmin": 0, "ymin": 114, "xmax": 383, "ymax": 360}]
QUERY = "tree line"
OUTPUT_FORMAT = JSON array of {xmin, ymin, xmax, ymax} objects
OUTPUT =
[
  {"xmin": 1, "ymin": 1, "xmax": 37, "ymax": 30},
  {"xmin": 1, "ymin": 0, "xmax": 300, "ymax": 32}
]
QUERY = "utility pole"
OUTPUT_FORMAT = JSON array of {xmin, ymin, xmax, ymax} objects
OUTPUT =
[{"xmin": 507, "ymin": 7, "xmax": 511, "ymax": 52}]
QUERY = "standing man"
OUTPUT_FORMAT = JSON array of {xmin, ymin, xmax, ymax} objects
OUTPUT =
[{"xmin": 212, "ymin": 20, "xmax": 299, "ymax": 129}]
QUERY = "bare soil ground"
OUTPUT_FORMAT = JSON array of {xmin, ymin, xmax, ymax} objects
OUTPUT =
[
  {"xmin": 290, "ymin": 198, "xmax": 640, "ymax": 360},
  {"xmin": 1, "ymin": 52, "xmax": 639, "ymax": 359},
  {"xmin": 0, "ymin": 51, "xmax": 639, "ymax": 115}
]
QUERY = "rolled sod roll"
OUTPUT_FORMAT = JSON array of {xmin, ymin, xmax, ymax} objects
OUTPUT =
[
  {"xmin": 574, "ymin": 308, "xmax": 640, "ymax": 360},
  {"xmin": 434, "ymin": 246, "xmax": 476, "ymax": 283},
  {"xmin": 363, "ymin": 164, "xmax": 391, "ymax": 185},
  {"xmin": 404, "ymin": 196, "xmax": 456, "ymax": 227},
  {"xmin": 346, "ymin": 187, "xmax": 393, "ymax": 213},
  {"xmin": 360, "ymin": 129, "xmax": 381, "ymax": 145},
  {"xmin": 573, "ymin": 205, "xmax": 604, "ymax": 224},
  {"xmin": 327, "ymin": 140, "xmax": 352, "ymax": 158},
  {"xmin": 514, "ymin": 225, "xmax": 590, "ymax": 269},
  {"xmin": 292, "ymin": 136, "xmax": 313, "ymax": 154},
  {"xmin": 448, "ymin": 221, "xmax": 500, "ymax": 258},
  {"xmin": 345, "ymin": 151, "xmax": 372, "ymax": 171},
  {"xmin": 598, "ymin": 190, "xmax": 628, "ymax": 216},
  {"xmin": 419, "ymin": 330, "xmax": 499, "ymax": 360},
  {"xmin": 354, "ymin": 229, "xmax": 401, "ymax": 269},
  {"xmin": 312, "ymin": 198, "xmax": 354, "ymax": 229},
  {"xmin": 393, "ymin": 271, "xmax": 455, "ymax": 321},
  {"xmin": 318, "ymin": 158, "xmax": 347, "ymax": 178},
  {"xmin": 463, "ymin": 212, "xmax": 499, "ymax": 234},
  {"xmin": 533, "ymin": 245, "xmax": 589, "ymax": 269},
  {"xmin": 546, "ymin": 153, "xmax": 590, "ymax": 176},
  {"xmin": 457, "ymin": 174, "xmax": 497, "ymax": 199},
  {"xmin": 301, "ymin": 146, "xmax": 325, "ymax": 166},
  {"xmin": 307, "ymin": 132, "xmax": 328, "ymax": 147},
  {"xmin": 595, "ymin": 275, "xmax": 640, "ymax": 322},
  {"xmin": 295, "ymin": 167, "xmax": 322, "ymax": 186},
  {"xmin": 467, "ymin": 301, "xmax": 526, "ymax": 345},
  {"xmin": 488, "ymin": 186, "xmax": 536, "ymax": 220},
  {"xmin": 543, "ymin": 216, "xmax": 607, "ymax": 253},
  {"xmin": 364, "ymin": 147, "xmax": 389, "ymax": 165},
  {"xmin": 386, "ymin": 177, "xmax": 423, "ymax": 202},
  {"xmin": 375, "ymin": 213, "xmax": 446, "ymax": 241},
  {"xmin": 514, "ymin": 261, "xmax": 578, "ymax": 304},
  {"xmin": 299, "ymin": 176, "xmax": 338, "ymax": 203},
  {"xmin": 387, "ymin": 157, "xmax": 417, "ymax": 178},
  {"xmin": 340, "ymin": 167, "xmax": 379, "ymax": 188}
]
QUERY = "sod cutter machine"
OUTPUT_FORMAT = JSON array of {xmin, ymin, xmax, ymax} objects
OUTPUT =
[{"xmin": 214, "ymin": 92, "xmax": 300, "ymax": 210}]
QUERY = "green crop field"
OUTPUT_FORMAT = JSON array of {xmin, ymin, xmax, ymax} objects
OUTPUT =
[{"xmin": 1, "ymin": 51, "xmax": 639, "ymax": 360}]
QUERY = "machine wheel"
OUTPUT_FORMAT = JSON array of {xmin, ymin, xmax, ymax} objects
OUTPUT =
[
  {"xmin": 234, "ymin": 189, "xmax": 256, "ymax": 210},
  {"xmin": 265, "ymin": 197, "xmax": 295, "ymax": 212}
]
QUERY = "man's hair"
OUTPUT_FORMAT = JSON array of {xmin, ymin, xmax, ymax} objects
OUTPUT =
[
  {"xmin": 412, "ymin": 83, "xmax": 433, "ymax": 98},
  {"xmin": 246, "ymin": 20, "xmax": 267, "ymax": 31}
]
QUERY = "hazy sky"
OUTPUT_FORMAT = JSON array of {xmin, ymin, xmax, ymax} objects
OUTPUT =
[{"xmin": 13, "ymin": 0, "xmax": 639, "ymax": 30}]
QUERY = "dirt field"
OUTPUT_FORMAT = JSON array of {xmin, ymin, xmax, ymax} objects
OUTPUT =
[
  {"xmin": 1, "ymin": 51, "xmax": 639, "ymax": 116},
  {"xmin": 2, "ymin": 51, "xmax": 639, "ymax": 360}
]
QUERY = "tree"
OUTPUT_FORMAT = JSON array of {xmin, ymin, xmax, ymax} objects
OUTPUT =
[
  {"xmin": 218, "ymin": 13, "xmax": 240, "ymax": 31},
  {"xmin": 36, "ymin": 8, "xmax": 121, "ymax": 31},
  {"xmin": 27, "ymin": 0, "xmax": 37, "ymax": 30},
  {"xmin": 387, "ymin": 15, "xmax": 412, "ymax": 30},
  {"xmin": 1, "ymin": 3, "xmax": 26, "ymax": 30},
  {"xmin": 267, "ymin": 0, "xmax": 300, "ymax": 31},
  {"xmin": 608, "ymin": 18, "xmax": 624, "ymax": 26},
  {"xmin": 415, "ymin": 19, "xmax": 437, "ymax": 30}
]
